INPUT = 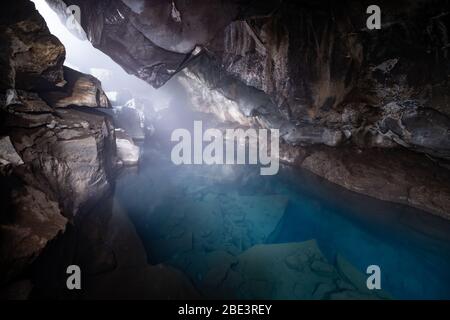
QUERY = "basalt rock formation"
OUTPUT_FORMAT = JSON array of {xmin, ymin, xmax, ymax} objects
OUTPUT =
[
  {"xmin": 46, "ymin": 0, "xmax": 281, "ymax": 87},
  {"xmin": 46, "ymin": 0, "xmax": 450, "ymax": 218},
  {"xmin": 0, "ymin": 0, "xmax": 200, "ymax": 299},
  {"xmin": 40, "ymin": 66, "xmax": 112, "ymax": 109},
  {"xmin": 0, "ymin": 1, "xmax": 115, "ymax": 285},
  {"xmin": 0, "ymin": 0, "xmax": 115, "ymax": 293}
]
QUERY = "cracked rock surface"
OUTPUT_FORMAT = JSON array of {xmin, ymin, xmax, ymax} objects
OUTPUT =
[
  {"xmin": 1, "ymin": 1, "xmax": 197, "ymax": 299},
  {"xmin": 0, "ymin": 0, "xmax": 115, "ymax": 291}
]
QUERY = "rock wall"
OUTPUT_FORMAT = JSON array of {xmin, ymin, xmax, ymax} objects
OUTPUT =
[
  {"xmin": 279, "ymin": 143, "xmax": 450, "ymax": 220},
  {"xmin": 0, "ymin": 0, "xmax": 116, "ymax": 290},
  {"xmin": 0, "ymin": 1, "xmax": 193, "ymax": 299},
  {"xmin": 199, "ymin": 0, "xmax": 450, "ymax": 157},
  {"xmin": 45, "ymin": 0, "xmax": 280, "ymax": 87},
  {"xmin": 178, "ymin": 1, "xmax": 450, "ymax": 217}
]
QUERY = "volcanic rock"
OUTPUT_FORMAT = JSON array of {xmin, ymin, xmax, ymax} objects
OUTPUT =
[
  {"xmin": 40, "ymin": 67, "xmax": 111, "ymax": 109},
  {"xmin": 0, "ymin": 0, "xmax": 65, "ymax": 91}
]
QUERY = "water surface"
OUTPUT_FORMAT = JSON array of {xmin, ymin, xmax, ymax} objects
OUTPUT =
[{"xmin": 114, "ymin": 142, "xmax": 450, "ymax": 299}]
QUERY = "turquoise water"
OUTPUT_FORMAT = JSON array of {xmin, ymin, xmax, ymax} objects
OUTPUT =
[{"xmin": 114, "ymin": 142, "xmax": 450, "ymax": 299}]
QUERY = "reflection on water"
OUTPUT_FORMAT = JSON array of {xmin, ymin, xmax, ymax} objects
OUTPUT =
[{"xmin": 114, "ymin": 143, "xmax": 450, "ymax": 299}]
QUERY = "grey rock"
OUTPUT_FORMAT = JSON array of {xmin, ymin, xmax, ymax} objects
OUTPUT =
[
  {"xmin": 43, "ymin": 0, "xmax": 450, "ymax": 219},
  {"xmin": 114, "ymin": 106, "xmax": 145, "ymax": 140},
  {"xmin": 115, "ymin": 130, "xmax": 140, "ymax": 166},
  {"xmin": 283, "ymin": 123, "xmax": 344, "ymax": 147},
  {"xmin": 0, "ymin": 0, "xmax": 65, "ymax": 91},
  {"xmin": 221, "ymin": 240, "xmax": 386, "ymax": 300},
  {"xmin": 400, "ymin": 108, "xmax": 450, "ymax": 159},
  {"xmin": 4, "ymin": 89, "xmax": 53, "ymax": 113},
  {"xmin": 8, "ymin": 108, "xmax": 117, "ymax": 217},
  {"xmin": 0, "ymin": 136, "xmax": 23, "ymax": 165},
  {"xmin": 45, "ymin": 0, "xmax": 277, "ymax": 88},
  {"xmin": 292, "ymin": 145, "xmax": 450, "ymax": 220}
]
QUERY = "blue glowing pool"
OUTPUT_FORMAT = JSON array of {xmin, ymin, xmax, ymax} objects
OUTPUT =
[{"xmin": 114, "ymin": 143, "xmax": 450, "ymax": 300}]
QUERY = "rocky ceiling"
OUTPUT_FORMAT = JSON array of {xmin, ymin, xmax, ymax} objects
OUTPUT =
[
  {"xmin": 46, "ymin": 0, "xmax": 450, "ymax": 153},
  {"xmin": 45, "ymin": 0, "xmax": 450, "ymax": 215}
]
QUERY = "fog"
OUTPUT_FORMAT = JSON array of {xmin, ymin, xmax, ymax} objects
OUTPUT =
[{"xmin": 31, "ymin": 0, "xmax": 172, "ymax": 106}]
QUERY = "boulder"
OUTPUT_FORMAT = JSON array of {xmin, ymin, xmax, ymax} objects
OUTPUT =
[
  {"xmin": 7, "ymin": 108, "xmax": 117, "ymax": 217},
  {"xmin": 40, "ymin": 67, "xmax": 111, "ymax": 108},
  {"xmin": 209, "ymin": 240, "xmax": 389, "ymax": 299},
  {"xmin": 113, "ymin": 105, "xmax": 145, "ymax": 140},
  {"xmin": 3, "ymin": 89, "xmax": 53, "ymax": 113},
  {"xmin": 292, "ymin": 145, "xmax": 450, "ymax": 220},
  {"xmin": 0, "ymin": 166, "xmax": 67, "ymax": 285},
  {"xmin": 0, "ymin": 0, "xmax": 65, "ymax": 91},
  {"xmin": 379, "ymin": 106, "xmax": 450, "ymax": 159}
]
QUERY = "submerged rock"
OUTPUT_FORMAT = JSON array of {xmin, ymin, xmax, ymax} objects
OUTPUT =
[
  {"xmin": 146, "ymin": 193, "xmax": 288, "ymax": 261},
  {"xmin": 81, "ymin": 199, "xmax": 199, "ymax": 299},
  {"xmin": 206, "ymin": 240, "xmax": 389, "ymax": 299}
]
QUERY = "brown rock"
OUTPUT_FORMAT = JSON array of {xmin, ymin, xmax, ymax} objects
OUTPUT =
[
  {"xmin": 297, "ymin": 146, "xmax": 450, "ymax": 219},
  {"xmin": 8, "ymin": 108, "xmax": 117, "ymax": 217},
  {"xmin": 0, "ymin": 167, "xmax": 67, "ymax": 285},
  {"xmin": 41, "ymin": 67, "xmax": 111, "ymax": 108},
  {"xmin": 3, "ymin": 89, "xmax": 53, "ymax": 113},
  {"xmin": 0, "ymin": 0, "xmax": 65, "ymax": 91}
]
